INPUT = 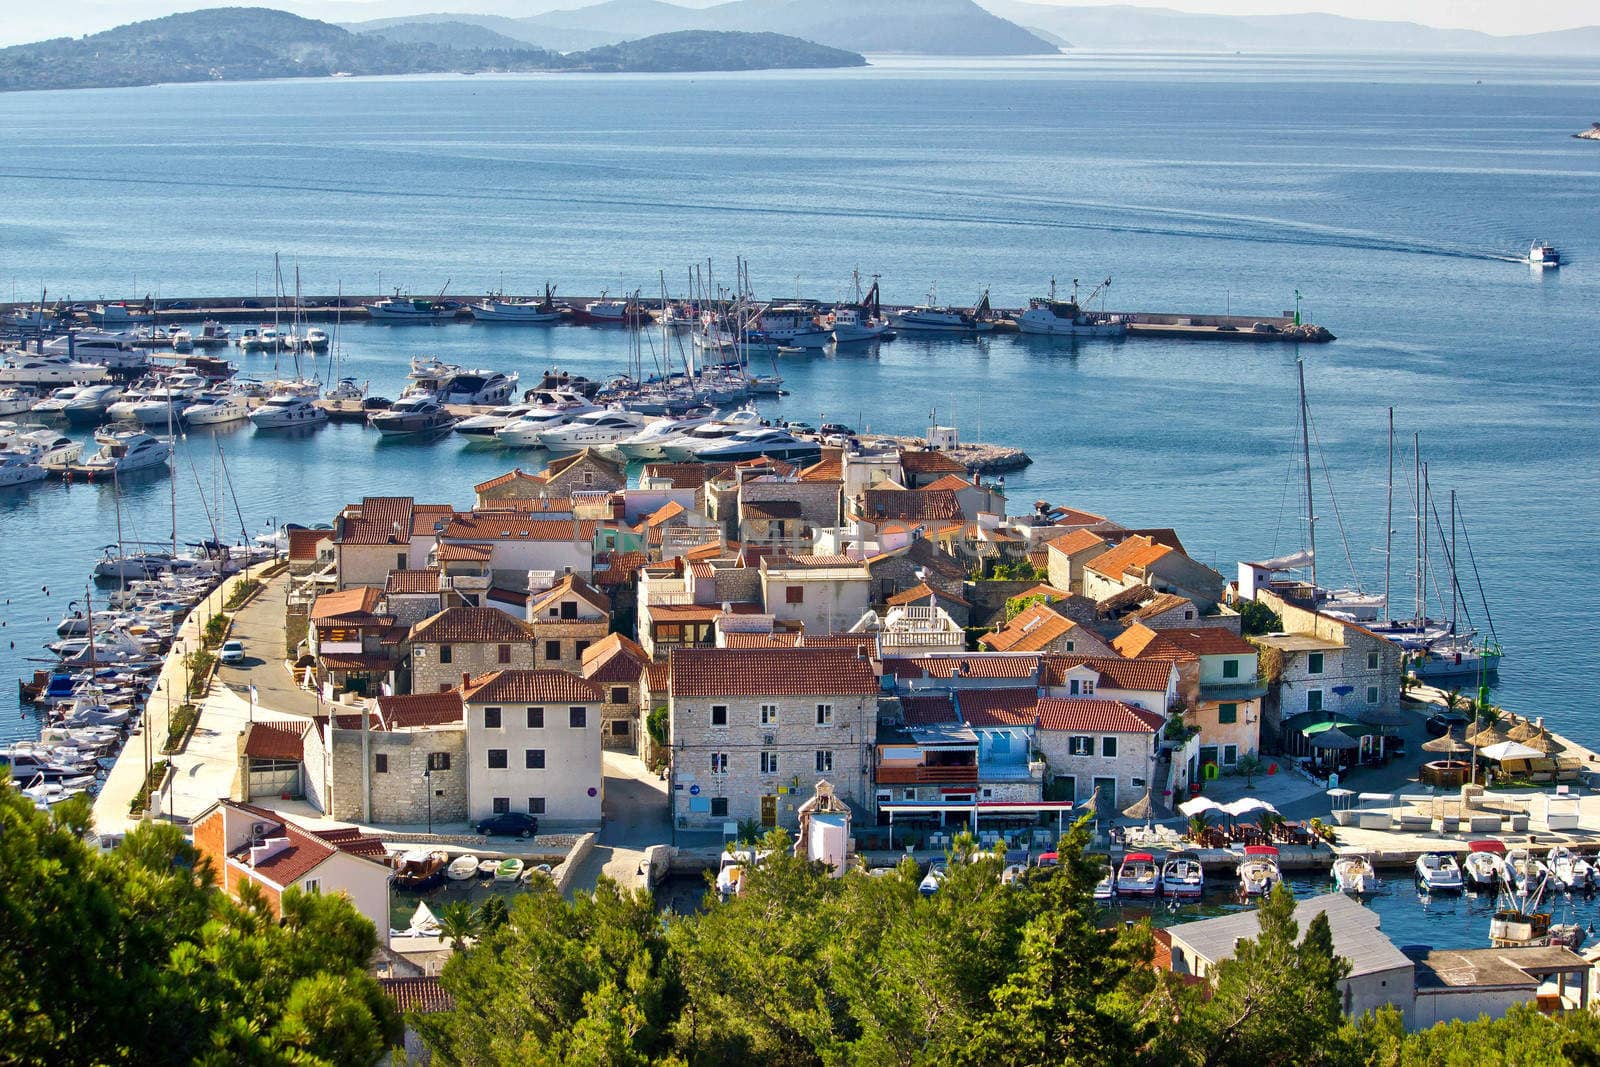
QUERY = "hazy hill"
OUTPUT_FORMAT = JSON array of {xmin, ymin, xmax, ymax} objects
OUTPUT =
[
  {"xmin": 0, "ymin": 7, "xmax": 866, "ymax": 92},
  {"xmin": 980, "ymin": 1, "xmax": 1600, "ymax": 54},
  {"xmin": 357, "ymin": 19, "xmax": 533, "ymax": 50},
  {"xmin": 345, "ymin": 11, "xmax": 617, "ymax": 51}
]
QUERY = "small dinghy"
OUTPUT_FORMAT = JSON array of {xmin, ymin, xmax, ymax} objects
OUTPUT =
[
  {"xmin": 1415, "ymin": 852, "xmax": 1463, "ymax": 893},
  {"xmin": 446, "ymin": 854, "xmax": 480, "ymax": 881},
  {"xmin": 494, "ymin": 857, "xmax": 524, "ymax": 882}
]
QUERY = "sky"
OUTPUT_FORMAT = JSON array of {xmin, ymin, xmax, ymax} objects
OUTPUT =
[{"xmin": 0, "ymin": 0, "xmax": 1594, "ymax": 48}]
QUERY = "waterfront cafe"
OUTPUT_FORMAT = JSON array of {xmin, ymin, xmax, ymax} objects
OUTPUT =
[
  {"xmin": 876, "ymin": 798, "xmax": 1078, "ymax": 852},
  {"xmin": 1282, "ymin": 711, "xmax": 1383, "ymax": 773}
]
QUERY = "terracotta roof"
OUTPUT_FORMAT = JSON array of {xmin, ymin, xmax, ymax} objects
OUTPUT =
[
  {"xmin": 644, "ymin": 500, "xmax": 687, "ymax": 527},
  {"xmin": 545, "ymin": 449, "xmax": 624, "ymax": 478},
  {"xmin": 982, "ymin": 603, "xmax": 1083, "ymax": 653},
  {"xmin": 311, "ymin": 587, "xmax": 386, "ymax": 624},
  {"xmin": 723, "ymin": 631, "xmax": 802, "ymax": 648},
  {"xmin": 1084, "ymin": 535, "xmax": 1173, "ymax": 581},
  {"xmin": 314, "ymin": 711, "xmax": 382, "ymax": 731},
  {"xmin": 288, "ymin": 528, "xmax": 332, "ymax": 561},
  {"xmin": 1043, "ymin": 655, "xmax": 1176, "ymax": 694},
  {"xmin": 885, "ymin": 581, "xmax": 969, "ymax": 608},
  {"xmin": 642, "ymin": 461, "xmax": 730, "ymax": 488},
  {"xmin": 385, "ymin": 568, "xmax": 444, "ymax": 594},
  {"xmin": 648, "ymin": 603, "xmax": 728, "ymax": 623},
  {"xmin": 799, "ymin": 633, "xmax": 875, "ymax": 652},
  {"xmin": 1033, "ymin": 503, "xmax": 1110, "ymax": 528},
  {"xmin": 744, "ymin": 499, "xmax": 803, "ymax": 520},
  {"xmin": 643, "ymin": 662, "xmax": 670, "ymax": 692},
  {"xmin": 1044, "ymin": 528, "xmax": 1108, "ymax": 555},
  {"xmin": 1119, "ymin": 623, "xmax": 1255, "ymax": 660},
  {"xmin": 862, "ymin": 488, "xmax": 963, "ymax": 522},
  {"xmin": 682, "ymin": 541, "xmax": 727, "ymax": 562},
  {"xmin": 474, "ymin": 468, "xmax": 543, "ymax": 494},
  {"xmin": 669, "ymin": 647, "xmax": 878, "ymax": 697},
  {"xmin": 1109, "ymin": 528, "xmax": 1187, "ymax": 554},
  {"xmin": 495, "ymin": 496, "xmax": 575, "ymax": 514},
  {"xmin": 528, "ymin": 574, "xmax": 609, "ymax": 617},
  {"xmin": 222, "ymin": 803, "xmax": 390, "ymax": 889},
  {"xmin": 1014, "ymin": 583, "xmax": 1072, "ymax": 602},
  {"xmin": 461, "ymin": 669, "xmax": 602, "ymax": 705},
  {"xmin": 337, "ymin": 496, "xmax": 415, "ymax": 545},
  {"xmin": 437, "ymin": 542, "xmax": 494, "ymax": 562},
  {"xmin": 1035, "ymin": 698, "xmax": 1164, "ymax": 734},
  {"xmin": 766, "ymin": 553, "xmax": 861, "ymax": 570},
  {"xmin": 1126, "ymin": 593, "xmax": 1195, "ymax": 622},
  {"xmin": 899, "ymin": 449, "xmax": 967, "ymax": 475},
  {"xmin": 899, "ymin": 655, "xmax": 1041, "ymax": 680},
  {"xmin": 410, "ymin": 504, "xmax": 457, "ymax": 537},
  {"xmin": 902, "ymin": 694, "xmax": 957, "ymax": 726},
  {"xmin": 410, "ymin": 606, "xmax": 534, "ymax": 644},
  {"xmin": 922, "ymin": 473, "xmax": 975, "ymax": 492},
  {"xmin": 243, "ymin": 721, "xmax": 305, "ymax": 761},
  {"xmin": 318, "ymin": 652, "xmax": 398, "ymax": 671},
  {"xmin": 581, "ymin": 632, "xmax": 650, "ymax": 682},
  {"xmin": 592, "ymin": 551, "xmax": 650, "ymax": 587},
  {"xmin": 1096, "ymin": 583, "xmax": 1158, "ymax": 615},
  {"xmin": 442, "ymin": 514, "xmax": 598, "ymax": 542},
  {"xmin": 310, "ymin": 825, "xmax": 389, "ymax": 861},
  {"xmin": 375, "ymin": 691, "xmax": 464, "ymax": 729},
  {"xmin": 381, "ymin": 976, "xmax": 455, "ymax": 1015},
  {"xmin": 956, "ymin": 688, "xmax": 1039, "ymax": 728},
  {"xmin": 797, "ymin": 454, "xmax": 843, "ymax": 482}
]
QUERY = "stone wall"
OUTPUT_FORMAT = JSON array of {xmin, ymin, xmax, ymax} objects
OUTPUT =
[
  {"xmin": 325, "ymin": 725, "xmax": 468, "ymax": 825},
  {"xmin": 411, "ymin": 639, "xmax": 536, "ymax": 695},
  {"xmin": 530, "ymin": 619, "xmax": 609, "ymax": 673}
]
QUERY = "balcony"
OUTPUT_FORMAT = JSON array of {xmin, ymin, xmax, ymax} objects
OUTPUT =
[{"xmin": 875, "ymin": 763, "xmax": 979, "ymax": 785}]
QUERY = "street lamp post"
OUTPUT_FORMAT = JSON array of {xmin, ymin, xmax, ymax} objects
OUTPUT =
[{"xmin": 423, "ymin": 766, "xmax": 433, "ymax": 834}]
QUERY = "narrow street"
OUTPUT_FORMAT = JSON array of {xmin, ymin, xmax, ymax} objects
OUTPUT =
[{"xmin": 565, "ymin": 751, "xmax": 672, "ymax": 895}]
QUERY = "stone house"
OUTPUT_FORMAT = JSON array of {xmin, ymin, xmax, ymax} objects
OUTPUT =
[
  {"xmin": 288, "ymin": 528, "xmax": 334, "ymax": 577},
  {"xmin": 1114, "ymin": 623, "xmax": 1265, "ymax": 774},
  {"xmin": 668, "ymin": 647, "xmax": 879, "ymax": 830},
  {"xmin": 1044, "ymin": 528, "xmax": 1111, "ymax": 594},
  {"xmin": 1034, "ymin": 697, "xmax": 1165, "ymax": 809},
  {"xmin": 865, "ymin": 535, "xmax": 970, "ymax": 609},
  {"xmin": 308, "ymin": 587, "xmax": 400, "ymax": 695},
  {"xmin": 759, "ymin": 554, "xmax": 874, "ymax": 634},
  {"xmin": 383, "ymin": 568, "xmax": 453, "ymax": 627},
  {"xmin": 737, "ymin": 469, "xmax": 843, "ymax": 549},
  {"xmin": 581, "ymin": 633, "xmax": 652, "ymax": 752},
  {"xmin": 332, "ymin": 497, "xmax": 456, "ymax": 590},
  {"xmin": 301, "ymin": 693, "xmax": 468, "ymax": 825},
  {"xmin": 1081, "ymin": 534, "xmax": 1227, "ymax": 610},
  {"xmin": 897, "ymin": 448, "xmax": 967, "ymax": 489},
  {"xmin": 407, "ymin": 606, "xmax": 536, "ymax": 695},
  {"xmin": 434, "ymin": 511, "xmax": 600, "ymax": 586},
  {"xmin": 1040, "ymin": 655, "xmax": 1178, "ymax": 713},
  {"xmin": 473, "ymin": 451, "xmax": 626, "ymax": 506},
  {"xmin": 981, "ymin": 601, "xmax": 1117, "ymax": 657},
  {"xmin": 460, "ymin": 669, "xmax": 604, "ymax": 827},
  {"xmin": 527, "ymin": 575, "xmax": 611, "ymax": 672}
]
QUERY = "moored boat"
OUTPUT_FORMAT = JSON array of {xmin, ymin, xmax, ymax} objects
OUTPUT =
[
  {"xmin": 249, "ymin": 393, "xmax": 328, "ymax": 429},
  {"xmin": 369, "ymin": 396, "xmax": 457, "ymax": 438},
  {"xmin": 1331, "ymin": 853, "xmax": 1377, "ymax": 895},
  {"xmin": 890, "ymin": 286, "xmax": 994, "ymax": 334},
  {"xmin": 1237, "ymin": 845, "xmax": 1281, "ymax": 897},
  {"xmin": 446, "ymin": 854, "xmax": 480, "ymax": 880},
  {"xmin": 1161, "ymin": 851, "xmax": 1204, "ymax": 899},
  {"xmin": 1463, "ymin": 840, "xmax": 1508, "ymax": 890},
  {"xmin": 392, "ymin": 848, "xmax": 449, "ymax": 889},
  {"xmin": 1415, "ymin": 851, "xmax": 1464, "ymax": 893},
  {"xmin": 1115, "ymin": 852, "xmax": 1161, "ymax": 898},
  {"xmin": 1544, "ymin": 846, "xmax": 1594, "ymax": 892},
  {"xmin": 1015, "ymin": 278, "xmax": 1126, "ymax": 337},
  {"xmin": 494, "ymin": 857, "xmax": 525, "ymax": 882}
]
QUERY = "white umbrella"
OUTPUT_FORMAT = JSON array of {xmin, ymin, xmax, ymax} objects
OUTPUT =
[
  {"xmin": 1179, "ymin": 796, "xmax": 1223, "ymax": 817},
  {"xmin": 1222, "ymin": 797, "xmax": 1277, "ymax": 817},
  {"xmin": 1477, "ymin": 740, "xmax": 1543, "ymax": 762}
]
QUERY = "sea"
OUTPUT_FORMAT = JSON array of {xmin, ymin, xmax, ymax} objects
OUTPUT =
[{"xmin": 0, "ymin": 53, "xmax": 1597, "ymax": 942}]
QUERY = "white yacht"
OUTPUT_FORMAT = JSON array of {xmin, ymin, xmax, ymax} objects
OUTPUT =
[
  {"xmin": 249, "ymin": 394, "xmax": 328, "ymax": 429},
  {"xmin": 694, "ymin": 426, "xmax": 821, "ymax": 464},
  {"xmin": 538, "ymin": 409, "xmax": 652, "ymax": 453},
  {"xmin": 655, "ymin": 410, "xmax": 767, "ymax": 461},
  {"xmin": 0, "ymin": 451, "xmax": 47, "ymax": 488},
  {"xmin": 1528, "ymin": 240, "xmax": 1560, "ymax": 268},
  {"xmin": 0, "ymin": 354, "xmax": 109, "ymax": 387},
  {"xmin": 613, "ymin": 411, "xmax": 717, "ymax": 460},
  {"xmin": 494, "ymin": 406, "xmax": 594, "ymax": 448},
  {"xmin": 182, "ymin": 391, "xmax": 252, "ymax": 426},
  {"xmin": 74, "ymin": 429, "xmax": 172, "ymax": 475},
  {"xmin": 752, "ymin": 305, "xmax": 832, "ymax": 349},
  {"xmin": 0, "ymin": 388, "xmax": 37, "ymax": 416},
  {"xmin": 3, "ymin": 425, "xmax": 82, "ymax": 470},
  {"xmin": 302, "ymin": 327, "xmax": 330, "ymax": 351},
  {"xmin": 455, "ymin": 404, "xmax": 534, "ymax": 439},
  {"xmin": 442, "ymin": 369, "xmax": 518, "ymax": 406},
  {"xmin": 60, "ymin": 383, "xmax": 124, "ymax": 425},
  {"xmin": 369, "ymin": 396, "xmax": 456, "ymax": 438},
  {"xmin": 890, "ymin": 287, "xmax": 994, "ymax": 334},
  {"xmin": 30, "ymin": 386, "xmax": 90, "ymax": 417},
  {"xmin": 1015, "ymin": 280, "xmax": 1126, "ymax": 337},
  {"xmin": 324, "ymin": 378, "xmax": 367, "ymax": 403},
  {"xmin": 124, "ymin": 384, "xmax": 201, "ymax": 427},
  {"xmin": 169, "ymin": 329, "xmax": 193, "ymax": 352},
  {"xmin": 1415, "ymin": 852, "xmax": 1464, "ymax": 893}
]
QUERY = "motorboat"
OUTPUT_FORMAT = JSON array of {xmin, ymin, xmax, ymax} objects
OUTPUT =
[
  {"xmin": 369, "ymin": 396, "xmax": 457, "ymax": 438},
  {"xmin": 1464, "ymin": 840, "xmax": 1508, "ymax": 890},
  {"xmin": 0, "ymin": 451, "xmax": 46, "ymax": 488},
  {"xmin": 239, "ymin": 326, "xmax": 285, "ymax": 353},
  {"xmin": 182, "ymin": 391, "xmax": 252, "ymax": 426},
  {"xmin": 455, "ymin": 404, "xmax": 533, "ymax": 438},
  {"xmin": 366, "ymin": 294, "xmax": 450, "ymax": 322},
  {"xmin": 494, "ymin": 405, "xmax": 597, "ymax": 448},
  {"xmin": 262, "ymin": 377, "xmax": 323, "ymax": 399},
  {"xmin": 446, "ymin": 854, "xmax": 480, "ymax": 880},
  {"xmin": 73, "ymin": 429, "xmax": 171, "ymax": 476},
  {"xmin": 122, "ymin": 384, "xmax": 201, "ymax": 427},
  {"xmin": 42, "ymin": 331, "xmax": 147, "ymax": 370},
  {"xmin": 60, "ymin": 383, "xmax": 124, "ymax": 425},
  {"xmin": 1114, "ymin": 852, "xmax": 1161, "ymax": 897},
  {"xmin": 1015, "ymin": 281, "xmax": 1126, "ymax": 338},
  {"xmin": 1544, "ymin": 846, "xmax": 1594, "ymax": 892},
  {"xmin": 1415, "ymin": 852, "xmax": 1464, "ymax": 893},
  {"xmin": 391, "ymin": 848, "xmax": 449, "ymax": 889},
  {"xmin": 442, "ymin": 369, "xmax": 518, "ymax": 406},
  {"xmin": 1331, "ymin": 854, "xmax": 1377, "ymax": 895},
  {"xmin": 89, "ymin": 302, "xmax": 145, "ymax": 328},
  {"xmin": 1528, "ymin": 240, "xmax": 1560, "ymax": 268},
  {"xmin": 917, "ymin": 861, "xmax": 947, "ymax": 896},
  {"xmin": 1092, "ymin": 859, "xmax": 1115, "ymax": 900},
  {"xmin": 324, "ymin": 378, "xmax": 367, "ymax": 403},
  {"xmin": 2, "ymin": 426, "xmax": 82, "ymax": 470},
  {"xmin": 472, "ymin": 287, "xmax": 564, "ymax": 323},
  {"xmin": 576, "ymin": 291, "xmax": 635, "ymax": 325},
  {"xmin": 1161, "ymin": 851, "xmax": 1205, "ymax": 899},
  {"xmin": 0, "ymin": 354, "xmax": 109, "ymax": 386},
  {"xmin": 169, "ymin": 329, "xmax": 193, "ymax": 352},
  {"xmin": 0, "ymin": 388, "xmax": 37, "ymax": 416},
  {"xmin": 1505, "ymin": 848, "xmax": 1547, "ymax": 895},
  {"xmin": 30, "ymin": 386, "xmax": 89, "ymax": 417},
  {"xmin": 890, "ymin": 286, "xmax": 994, "ymax": 334},
  {"xmin": 537, "ymin": 408, "xmax": 652, "ymax": 453},
  {"xmin": 692, "ymin": 426, "xmax": 821, "ymax": 464},
  {"xmin": 1237, "ymin": 845, "xmax": 1281, "ymax": 897},
  {"xmin": 752, "ymin": 305, "xmax": 832, "ymax": 349},
  {"xmin": 301, "ymin": 327, "xmax": 330, "ymax": 351},
  {"xmin": 654, "ymin": 410, "xmax": 766, "ymax": 461},
  {"xmin": 193, "ymin": 321, "xmax": 231, "ymax": 349},
  {"xmin": 493, "ymin": 857, "xmax": 525, "ymax": 882},
  {"xmin": 613, "ymin": 411, "xmax": 716, "ymax": 460},
  {"xmin": 249, "ymin": 393, "xmax": 328, "ymax": 429}
]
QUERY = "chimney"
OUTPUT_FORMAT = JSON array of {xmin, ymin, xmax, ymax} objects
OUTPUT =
[{"xmin": 461, "ymin": 672, "xmax": 471, "ymax": 689}]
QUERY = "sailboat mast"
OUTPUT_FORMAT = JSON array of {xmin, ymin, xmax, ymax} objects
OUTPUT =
[
  {"xmin": 1383, "ymin": 407, "xmax": 1394, "ymax": 625},
  {"xmin": 1449, "ymin": 490, "xmax": 1459, "ymax": 638},
  {"xmin": 1413, "ymin": 433, "xmax": 1422, "ymax": 627},
  {"xmin": 1297, "ymin": 359, "xmax": 1317, "ymax": 592}
]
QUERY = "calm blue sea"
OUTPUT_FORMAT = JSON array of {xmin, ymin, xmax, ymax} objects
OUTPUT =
[{"xmin": 0, "ymin": 55, "xmax": 1595, "ymax": 777}]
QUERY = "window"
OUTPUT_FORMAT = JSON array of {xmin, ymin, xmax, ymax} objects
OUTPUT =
[
  {"xmin": 1184, "ymin": 610, "xmax": 1195, "ymax": 620},
  {"xmin": 1084, "ymin": 680, "xmax": 1095, "ymax": 695},
  {"xmin": 484, "ymin": 706, "xmax": 502, "ymax": 729},
  {"xmin": 709, "ymin": 752, "xmax": 728, "ymax": 775},
  {"xmin": 1068, "ymin": 735, "xmax": 1093, "ymax": 756},
  {"xmin": 786, "ymin": 585, "xmax": 804, "ymax": 604},
  {"xmin": 711, "ymin": 704, "xmax": 728, "ymax": 727},
  {"xmin": 1102, "ymin": 736, "xmax": 1118, "ymax": 758},
  {"xmin": 1307, "ymin": 689, "xmax": 1324, "ymax": 713},
  {"xmin": 560, "ymin": 601, "xmax": 577, "ymax": 620},
  {"xmin": 710, "ymin": 797, "xmax": 728, "ymax": 817},
  {"xmin": 427, "ymin": 752, "xmax": 450, "ymax": 771},
  {"xmin": 492, "ymin": 797, "xmax": 510, "ymax": 814},
  {"xmin": 1069, "ymin": 679, "xmax": 1080, "ymax": 695},
  {"xmin": 569, "ymin": 706, "xmax": 586, "ymax": 728},
  {"xmin": 438, "ymin": 644, "xmax": 453, "ymax": 665},
  {"xmin": 525, "ymin": 749, "xmax": 545, "ymax": 769},
  {"xmin": 527, "ymin": 706, "xmax": 544, "ymax": 728},
  {"xmin": 527, "ymin": 797, "xmax": 545, "ymax": 815},
  {"xmin": 1064, "ymin": 640, "xmax": 1075, "ymax": 652},
  {"xmin": 816, "ymin": 703, "xmax": 833, "ymax": 726},
  {"xmin": 611, "ymin": 720, "xmax": 630, "ymax": 736},
  {"xmin": 1223, "ymin": 744, "xmax": 1239, "ymax": 765},
  {"xmin": 497, "ymin": 643, "xmax": 511, "ymax": 664},
  {"xmin": 903, "ymin": 788, "xmax": 916, "ymax": 801},
  {"xmin": 1222, "ymin": 659, "xmax": 1240, "ymax": 679},
  {"xmin": 374, "ymin": 754, "xmax": 388, "ymax": 773},
  {"xmin": 545, "ymin": 640, "xmax": 561, "ymax": 662},
  {"xmin": 487, "ymin": 749, "xmax": 507, "ymax": 769},
  {"xmin": 1218, "ymin": 702, "xmax": 1238, "ymax": 725},
  {"xmin": 396, "ymin": 553, "xmax": 406, "ymax": 570},
  {"xmin": 1367, "ymin": 652, "xmax": 1379, "ymax": 670},
  {"xmin": 302, "ymin": 878, "xmax": 321, "ymax": 894},
  {"xmin": 760, "ymin": 703, "xmax": 779, "ymax": 726},
  {"xmin": 1307, "ymin": 652, "xmax": 1324, "ymax": 675},
  {"xmin": 761, "ymin": 751, "xmax": 780, "ymax": 774},
  {"xmin": 610, "ymin": 686, "xmax": 629, "ymax": 705},
  {"xmin": 815, "ymin": 749, "xmax": 833, "ymax": 773},
  {"xmin": 575, "ymin": 640, "xmax": 590, "ymax": 660},
  {"xmin": 1367, "ymin": 686, "xmax": 1379, "ymax": 705}
]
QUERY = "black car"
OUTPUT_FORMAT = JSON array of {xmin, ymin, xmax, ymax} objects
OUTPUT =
[
  {"xmin": 475, "ymin": 812, "xmax": 539, "ymax": 838},
  {"xmin": 1425, "ymin": 709, "xmax": 1472, "ymax": 737},
  {"xmin": 165, "ymin": 300, "xmax": 195, "ymax": 310}
]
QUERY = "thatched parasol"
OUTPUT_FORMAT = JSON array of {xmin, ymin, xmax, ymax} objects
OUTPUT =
[
  {"xmin": 1506, "ymin": 719, "xmax": 1540, "ymax": 743},
  {"xmin": 1309, "ymin": 727, "xmax": 1361, "ymax": 751},
  {"xmin": 1466, "ymin": 723, "xmax": 1509, "ymax": 748},
  {"xmin": 1121, "ymin": 791, "xmax": 1154, "ymax": 822},
  {"xmin": 1421, "ymin": 730, "xmax": 1471, "ymax": 755}
]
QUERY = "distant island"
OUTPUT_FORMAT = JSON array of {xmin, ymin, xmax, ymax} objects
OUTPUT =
[
  {"xmin": 1577, "ymin": 124, "xmax": 1600, "ymax": 141},
  {"xmin": 0, "ymin": 8, "xmax": 865, "ymax": 94}
]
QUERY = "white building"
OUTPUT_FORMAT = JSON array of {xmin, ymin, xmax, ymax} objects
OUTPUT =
[{"xmin": 460, "ymin": 669, "xmax": 604, "ymax": 828}]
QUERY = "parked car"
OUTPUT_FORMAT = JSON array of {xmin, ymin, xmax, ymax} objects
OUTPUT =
[
  {"xmin": 219, "ymin": 639, "xmax": 245, "ymax": 664},
  {"xmin": 165, "ymin": 300, "xmax": 195, "ymax": 310},
  {"xmin": 475, "ymin": 812, "xmax": 539, "ymax": 838}
]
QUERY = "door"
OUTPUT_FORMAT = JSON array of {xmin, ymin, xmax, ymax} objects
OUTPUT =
[
  {"xmin": 760, "ymin": 794, "xmax": 777, "ymax": 827},
  {"xmin": 1093, "ymin": 777, "xmax": 1116, "ymax": 812}
]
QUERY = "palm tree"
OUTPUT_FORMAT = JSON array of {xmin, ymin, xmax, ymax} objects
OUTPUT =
[
  {"xmin": 436, "ymin": 900, "xmax": 479, "ymax": 953},
  {"xmin": 1186, "ymin": 814, "xmax": 1211, "ymax": 843}
]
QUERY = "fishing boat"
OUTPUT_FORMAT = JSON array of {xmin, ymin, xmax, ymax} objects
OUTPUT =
[
  {"xmin": 249, "ymin": 393, "xmax": 328, "ymax": 429},
  {"xmin": 1015, "ymin": 278, "xmax": 1127, "ymax": 337},
  {"xmin": 446, "ymin": 854, "xmax": 480, "ymax": 880},
  {"xmin": 1415, "ymin": 852, "xmax": 1464, "ymax": 892},
  {"xmin": 493, "ymin": 857, "xmax": 525, "ymax": 882},
  {"xmin": 575, "ymin": 290, "xmax": 636, "ymax": 325},
  {"xmin": 1488, "ymin": 868, "xmax": 1583, "ymax": 949},
  {"xmin": 392, "ymin": 848, "xmax": 449, "ymax": 889},
  {"xmin": 1331, "ymin": 854, "xmax": 1377, "ymax": 895},
  {"xmin": 367, "ymin": 292, "xmax": 451, "ymax": 321},
  {"xmin": 1115, "ymin": 852, "xmax": 1161, "ymax": 898},
  {"xmin": 472, "ymin": 285, "xmax": 564, "ymax": 323},
  {"xmin": 890, "ymin": 286, "xmax": 994, "ymax": 334},
  {"xmin": 1544, "ymin": 846, "xmax": 1594, "ymax": 892},
  {"xmin": 1463, "ymin": 840, "xmax": 1508, "ymax": 890},
  {"xmin": 1237, "ymin": 845, "xmax": 1281, "ymax": 897},
  {"xmin": 829, "ymin": 272, "xmax": 894, "ymax": 343},
  {"xmin": 751, "ymin": 305, "xmax": 832, "ymax": 349},
  {"xmin": 1527, "ymin": 240, "xmax": 1560, "ymax": 268},
  {"xmin": 369, "ymin": 396, "xmax": 457, "ymax": 438},
  {"xmin": 1161, "ymin": 851, "xmax": 1205, "ymax": 899}
]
